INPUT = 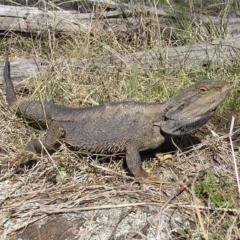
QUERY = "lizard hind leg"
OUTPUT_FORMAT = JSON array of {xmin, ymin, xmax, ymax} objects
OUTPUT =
[
  {"xmin": 13, "ymin": 123, "xmax": 65, "ymax": 166},
  {"xmin": 26, "ymin": 122, "xmax": 65, "ymax": 153}
]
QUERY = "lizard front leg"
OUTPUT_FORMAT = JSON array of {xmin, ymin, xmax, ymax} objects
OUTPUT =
[
  {"xmin": 126, "ymin": 143, "xmax": 162, "ymax": 184},
  {"xmin": 126, "ymin": 143, "xmax": 149, "ymax": 179}
]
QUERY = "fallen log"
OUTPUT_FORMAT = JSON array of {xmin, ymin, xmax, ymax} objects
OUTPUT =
[
  {"xmin": 0, "ymin": 4, "xmax": 240, "ymax": 38},
  {"xmin": 0, "ymin": 35, "xmax": 239, "ymax": 85},
  {"xmin": 0, "ymin": 5, "xmax": 91, "ymax": 34},
  {"xmin": 0, "ymin": 4, "xmax": 169, "ymax": 35}
]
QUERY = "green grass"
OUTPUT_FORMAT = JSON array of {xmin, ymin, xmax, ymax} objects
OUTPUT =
[{"xmin": 195, "ymin": 171, "xmax": 236, "ymax": 208}]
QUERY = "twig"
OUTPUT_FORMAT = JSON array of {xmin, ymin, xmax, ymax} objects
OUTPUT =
[
  {"xmin": 160, "ymin": 170, "xmax": 207, "ymax": 210},
  {"xmin": 107, "ymin": 207, "xmax": 135, "ymax": 240},
  {"xmin": 191, "ymin": 172, "xmax": 208, "ymax": 240},
  {"xmin": 229, "ymin": 116, "xmax": 240, "ymax": 196},
  {"xmin": 127, "ymin": 171, "xmax": 207, "ymax": 239},
  {"xmin": 7, "ymin": 215, "xmax": 47, "ymax": 236}
]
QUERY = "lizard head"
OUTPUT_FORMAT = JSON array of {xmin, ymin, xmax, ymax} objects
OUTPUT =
[{"xmin": 161, "ymin": 79, "xmax": 231, "ymax": 136}]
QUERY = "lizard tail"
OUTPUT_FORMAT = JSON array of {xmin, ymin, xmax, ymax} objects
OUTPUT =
[{"xmin": 4, "ymin": 49, "xmax": 18, "ymax": 110}]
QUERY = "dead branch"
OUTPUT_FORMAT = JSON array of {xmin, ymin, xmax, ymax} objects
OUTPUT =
[
  {"xmin": 0, "ymin": 4, "xmax": 240, "ymax": 38},
  {"xmin": 0, "ymin": 35, "xmax": 240, "ymax": 85}
]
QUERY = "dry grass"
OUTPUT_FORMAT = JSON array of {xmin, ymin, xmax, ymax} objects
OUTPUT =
[{"xmin": 0, "ymin": 0, "xmax": 240, "ymax": 239}]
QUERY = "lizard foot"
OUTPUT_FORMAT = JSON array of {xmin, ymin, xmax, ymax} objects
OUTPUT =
[{"xmin": 9, "ymin": 150, "xmax": 36, "ymax": 166}]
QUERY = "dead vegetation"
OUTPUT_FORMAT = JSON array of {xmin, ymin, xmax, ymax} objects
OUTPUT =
[{"xmin": 0, "ymin": 0, "xmax": 240, "ymax": 239}]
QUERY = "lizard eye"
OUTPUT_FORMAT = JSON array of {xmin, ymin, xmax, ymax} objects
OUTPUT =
[{"xmin": 198, "ymin": 87, "xmax": 207, "ymax": 94}]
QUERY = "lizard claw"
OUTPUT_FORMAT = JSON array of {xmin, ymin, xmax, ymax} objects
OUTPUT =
[
  {"xmin": 137, "ymin": 175, "xmax": 162, "ymax": 184},
  {"xmin": 156, "ymin": 153, "xmax": 173, "ymax": 162}
]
